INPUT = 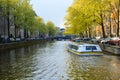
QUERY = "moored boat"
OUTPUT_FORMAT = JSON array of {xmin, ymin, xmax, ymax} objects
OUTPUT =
[{"xmin": 67, "ymin": 43, "xmax": 103, "ymax": 56}]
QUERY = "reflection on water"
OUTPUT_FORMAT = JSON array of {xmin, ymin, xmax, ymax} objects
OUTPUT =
[{"xmin": 0, "ymin": 41, "xmax": 120, "ymax": 80}]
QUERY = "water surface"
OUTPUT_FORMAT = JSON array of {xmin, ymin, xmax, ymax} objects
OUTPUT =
[{"xmin": 0, "ymin": 41, "xmax": 120, "ymax": 80}]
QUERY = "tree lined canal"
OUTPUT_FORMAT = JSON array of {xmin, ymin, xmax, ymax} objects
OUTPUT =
[{"xmin": 0, "ymin": 41, "xmax": 120, "ymax": 80}]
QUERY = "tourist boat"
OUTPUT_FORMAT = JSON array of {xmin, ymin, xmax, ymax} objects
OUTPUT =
[{"xmin": 67, "ymin": 43, "xmax": 103, "ymax": 56}]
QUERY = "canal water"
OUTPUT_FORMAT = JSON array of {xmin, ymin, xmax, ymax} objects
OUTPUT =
[{"xmin": 0, "ymin": 41, "xmax": 120, "ymax": 80}]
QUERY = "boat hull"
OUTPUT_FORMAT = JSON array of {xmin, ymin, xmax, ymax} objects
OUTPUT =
[{"xmin": 67, "ymin": 48, "xmax": 103, "ymax": 56}]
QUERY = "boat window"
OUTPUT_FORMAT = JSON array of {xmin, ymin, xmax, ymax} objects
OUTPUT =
[
  {"xmin": 70, "ymin": 45, "xmax": 78, "ymax": 50},
  {"xmin": 86, "ymin": 46, "xmax": 97, "ymax": 50},
  {"xmin": 69, "ymin": 44, "xmax": 72, "ymax": 48}
]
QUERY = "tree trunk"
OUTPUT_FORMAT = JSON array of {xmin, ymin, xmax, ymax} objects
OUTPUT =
[
  {"xmin": 109, "ymin": 13, "xmax": 112, "ymax": 37},
  {"xmin": 117, "ymin": 1, "xmax": 120, "ymax": 37},
  {"xmin": 100, "ymin": 12, "xmax": 106, "ymax": 38},
  {"xmin": 101, "ymin": 22, "xmax": 106, "ymax": 38},
  {"xmin": 85, "ymin": 30, "xmax": 88, "ymax": 37},
  {"xmin": 14, "ymin": 25, "xmax": 17, "ymax": 38},
  {"xmin": 4, "ymin": 16, "xmax": 6, "ymax": 37},
  {"xmin": 88, "ymin": 27, "xmax": 91, "ymax": 38},
  {"xmin": 7, "ymin": 0, "xmax": 10, "ymax": 38},
  {"xmin": 7, "ymin": 12, "xmax": 10, "ymax": 38}
]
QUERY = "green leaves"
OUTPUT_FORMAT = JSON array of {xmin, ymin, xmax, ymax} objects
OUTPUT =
[
  {"xmin": 0, "ymin": 0, "xmax": 57, "ymax": 37},
  {"xmin": 65, "ymin": 0, "xmax": 95, "ymax": 35},
  {"xmin": 65, "ymin": 0, "xmax": 116, "ymax": 37},
  {"xmin": 46, "ymin": 21, "xmax": 57, "ymax": 36}
]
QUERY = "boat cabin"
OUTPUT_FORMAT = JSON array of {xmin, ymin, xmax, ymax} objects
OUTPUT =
[{"xmin": 68, "ymin": 43, "xmax": 102, "ymax": 52}]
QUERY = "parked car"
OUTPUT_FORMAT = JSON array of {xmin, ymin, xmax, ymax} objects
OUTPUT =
[
  {"xmin": 74, "ymin": 38, "xmax": 80, "ymax": 42},
  {"xmin": 15, "ymin": 37, "xmax": 21, "ymax": 42},
  {"xmin": 107, "ymin": 37, "xmax": 120, "ymax": 45},
  {"xmin": 10, "ymin": 38, "xmax": 15, "ymax": 42},
  {"xmin": 82, "ymin": 38, "xmax": 91, "ymax": 41},
  {"xmin": 101, "ymin": 38, "xmax": 111, "ymax": 44},
  {"xmin": 91, "ymin": 38, "xmax": 99, "ymax": 43}
]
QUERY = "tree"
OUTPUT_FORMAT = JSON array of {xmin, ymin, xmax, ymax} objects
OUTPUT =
[
  {"xmin": 108, "ymin": 0, "xmax": 120, "ymax": 37},
  {"xmin": 65, "ymin": 0, "xmax": 97, "ymax": 37},
  {"xmin": 0, "ymin": 0, "xmax": 35, "ymax": 38},
  {"xmin": 65, "ymin": 0, "xmax": 112, "ymax": 38},
  {"xmin": 46, "ymin": 21, "xmax": 57, "ymax": 37},
  {"xmin": 0, "ymin": 0, "xmax": 57, "ymax": 39},
  {"xmin": 13, "ymin": 0, "xmax": 35, "ymax": 38},
  {"xmin": 35, "ymin": 16, "xmax": 48, "ymax": 36}
]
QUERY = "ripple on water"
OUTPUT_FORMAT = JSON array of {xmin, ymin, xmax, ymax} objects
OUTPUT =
[{"xmin": 0, "ymin": 41, "xmax": 120, "ymax": 80}]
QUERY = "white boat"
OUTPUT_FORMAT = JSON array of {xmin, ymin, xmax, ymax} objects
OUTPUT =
[{"xmin": 67, "ymin": 43, "xmax": 103, "ymax": 56}]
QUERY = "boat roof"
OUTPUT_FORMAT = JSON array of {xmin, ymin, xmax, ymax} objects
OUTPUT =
[{"xmin": 70, "ymin": 43, "xmax": 99, "ymax": 46}]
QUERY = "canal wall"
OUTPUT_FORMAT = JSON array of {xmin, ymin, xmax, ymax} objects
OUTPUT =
[
  {"xmin": 100, "ymin": 44, "xmax": 120, "ymax": 55},
  {"xmin": 0, "ymin": 39, "xmax": 50, "ymax": 50}
]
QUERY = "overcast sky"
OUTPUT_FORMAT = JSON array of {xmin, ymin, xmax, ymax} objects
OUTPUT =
[{"xmin": 30, "ymin": 0, "xmax": 73, "ymax": 28}]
